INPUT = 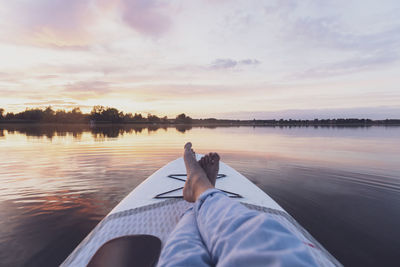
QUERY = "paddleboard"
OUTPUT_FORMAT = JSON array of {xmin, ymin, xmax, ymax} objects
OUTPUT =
[{"xmin": 62, "ymin": 156, "xmax": 341, "ymax": 266}]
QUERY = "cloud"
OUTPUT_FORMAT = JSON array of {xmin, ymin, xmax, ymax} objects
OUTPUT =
[
  {"xmin": 0, "ymin": 0, "xmax": 175, "ymax": 46},
  {"xmin": 21, "ymin": 99, "xmax": 93, "ymax": 110},
  {"xmin": 0, "ymin": 72, "xmax": 15, "ymax": 82},
  {"xmin": 3, "ymin": 99, "xmax": 92, "ymax": 112},
  {"xmin": 292, "ymin": 51, "xmax": 399, "ymax": 79},
  {"xmin": 61, "ymin": 81, "xmax": 113, "ymax": 100},
  {"xmin": 264, "ymin": 1, "xmax": 400, "ymax": 79},
  {"xmin": 36, "ymin": 75, "xmax": 59, "ymax": 79},
  {"xmin": 239, "ymin": 59, "xmax": 261, "ymax": 65},
  {"xmin": 210, "ymin": 58, "xmax": 261, "ymax": 69},
  {"xmin": 264, "ymin": 0, "xmax": 297, "ymax": 17},
  {"xmin": 211, "ymin": 59, "xmax": 237, "ymax": 69},
  {"xmin": 262, "ymin": 0, "xmax": 400, "ymax": 55},
  {"xmin": 120, "ymin": 0, "xmax": 172, "ymax": 36},
  {"xmin": 36, "ymin": 62, "xmax": 126, "ymax": 76},
  {"xmin": 291, "ymin": 16, "xmax": 400, "ymax": 53},
  {"xmin": 64, "ymin": 81, "xmax": 111, "ymax": 93},
  {"xmin": 20, "ymin": 99, "xmax": 92, "ymax": 110},
  {"xmin": 270, "ymin": 1, "xmax": 400, "ymax": 56},
  {"xmin": 1, "ymin": 0, "xmax": 399, "ymax": 118},
  {"xmin": 118, "ymin": 81, "xmax": 283, "ymax": 103},
  {"xmin": 23, "ymin": 100, "xmax": 78, "ymax": 106},
  {"xmin": 1, "ymin": 0, "xmax": 97, "ymax": 48}
]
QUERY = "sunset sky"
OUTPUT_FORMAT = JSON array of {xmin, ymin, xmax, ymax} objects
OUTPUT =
[{"xmin": 0, "ymin": 0, "xmax": 399, "ymax": 119}]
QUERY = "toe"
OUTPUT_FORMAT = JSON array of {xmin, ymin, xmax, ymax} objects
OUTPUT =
[
  {"xmin": 208, "ymin": 153, "xmax": 214, "ymax": 164},
  {"xmin": 207, "ymin": 153, "xmax": 213, "ymax": 163},
  {"xmin": 199, "ymin": 157, "xmax": 205, "ymax": 167},
  {"xmin": 184, "ymin": 142, "xmax": 192, "ymax": 150}
]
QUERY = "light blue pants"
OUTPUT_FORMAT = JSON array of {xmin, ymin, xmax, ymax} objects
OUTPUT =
[{"xmin": 157, "ymin": 189, "xmax": 318, "ymax": 267}]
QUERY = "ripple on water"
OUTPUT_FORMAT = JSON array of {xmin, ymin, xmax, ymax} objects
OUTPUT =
[{"xmin": 0, "ymin": 125, "xmax": 399, "ymax": 266}]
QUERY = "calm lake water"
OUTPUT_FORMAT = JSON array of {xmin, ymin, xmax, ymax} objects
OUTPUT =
[{"xmin": 0, "ymin": 124, "xmax": 399, "ymax": 266}]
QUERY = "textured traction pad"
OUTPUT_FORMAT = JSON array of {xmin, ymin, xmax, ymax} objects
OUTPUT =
[{"xmin": 62, "ymin": 199, "xmax": 341, "ymax": 267}]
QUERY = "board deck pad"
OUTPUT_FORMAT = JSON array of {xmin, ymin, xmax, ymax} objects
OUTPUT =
[{"xmin": 62, "ymin": 157, "xmax": 342, "ymax": 266}]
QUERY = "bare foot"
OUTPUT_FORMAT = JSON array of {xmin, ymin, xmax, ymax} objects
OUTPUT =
[
  {"xmin": 183, "ymin": 142, "xmax": 214, "ymax": 202},
  {"xmin": 199, "ymin": 153, "xmax": 220, "ymax": 186}
]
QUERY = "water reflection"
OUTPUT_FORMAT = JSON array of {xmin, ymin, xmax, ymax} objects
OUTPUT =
[
  {"xmin": 2, "ymin": 123, "xmax": 398, "ymax": 140},
  {"xmin": 0, "ymin": 124, "xmax": 399, "ymax": 266},
  {"xmin": 0, "ymin": 123, "xmax": 195, "ymax": 140}
]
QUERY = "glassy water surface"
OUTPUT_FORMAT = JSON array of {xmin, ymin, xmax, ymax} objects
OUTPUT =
[{"xmin": 0, "ymin": 124, "xmax": 399, "ymax": 266}]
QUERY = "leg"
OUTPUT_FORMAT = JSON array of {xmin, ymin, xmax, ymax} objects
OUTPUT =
[
  {"xmin": 194, "ymin": 190, "xmax": 318, "ymax": 266},
  {"xmin": 182, "ymin": 143, "xmax": 318, "ymax": 267},
  {"xmin": 157, "ymin": 143, "xmax": 213, "ymax": 266},
  {"xmin": 157, "ymin": 208, "xmax": 212, "ymax": 267}
]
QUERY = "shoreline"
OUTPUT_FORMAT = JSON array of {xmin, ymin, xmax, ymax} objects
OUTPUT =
[{"xmin": 0, "ymin": 121, "xmax": 399, "ymax": 127}]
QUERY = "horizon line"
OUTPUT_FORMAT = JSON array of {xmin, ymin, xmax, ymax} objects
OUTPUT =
[{"xmin": 1, "ymin": 106, "xmax": 400, "ymax": 121}]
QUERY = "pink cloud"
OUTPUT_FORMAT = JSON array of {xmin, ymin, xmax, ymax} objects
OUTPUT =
[
  {"xmin": 2, "ymin": 0, "xmax": 96, "ymax": 47},
  {"xmin": 120, "ymin": 0, "xmax": 172, "ymax": 36},
  {"xmin": 1, "ymin": 0, "xmax": 173, "ymax": 47},
  {"xmin": 25, "ymin": 0, "xmax": 91, "ymax": 31}
]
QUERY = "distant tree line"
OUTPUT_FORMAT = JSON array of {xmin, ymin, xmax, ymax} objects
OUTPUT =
[
  {"xmin": 0, "ymin": 107, "xmax": 86, "ymax": 123},
  {"xmin": 0, "ymin": 106, "xmax": 193, "ymax": 124},
  {"xmin": 0, "ymin": 106, "xmax": 399, "ymax": 125},
  {"xmin": 236, "ymin": 118, "xmax": 400, "ymax": 126}
]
